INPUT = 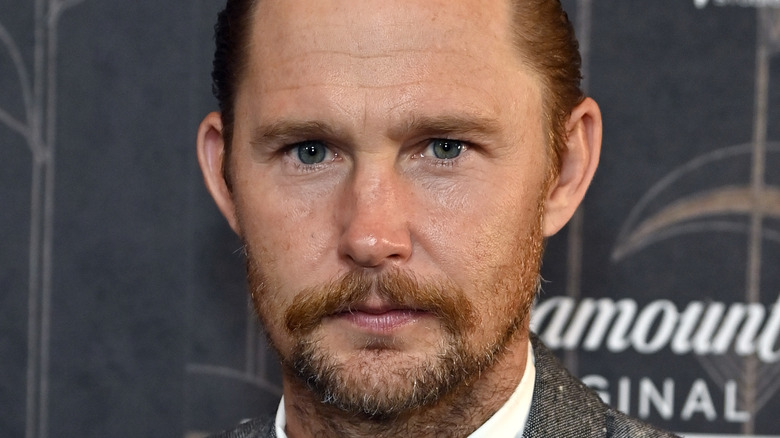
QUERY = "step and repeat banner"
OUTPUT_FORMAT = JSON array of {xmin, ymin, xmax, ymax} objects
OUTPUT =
[
  {"xmin": 535, "ymin": 1, "xmax": 780, "ymax": 437},
  {"xmin": 0, "ymin": 0, "xmax": 777, "ymax": 437}
]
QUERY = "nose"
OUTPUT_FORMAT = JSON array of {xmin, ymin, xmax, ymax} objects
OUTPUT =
[{"xmin": 338, "ymin": 164, "xmax": 413, "ymax": 269}]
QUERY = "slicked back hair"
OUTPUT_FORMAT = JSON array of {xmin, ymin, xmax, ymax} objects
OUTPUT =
[
  {"xmin": 212, "ymin": 0, "xmax": 258, "ymax": 188},
  {"xmin": 211, "ymin": 0, "xmax": 583, "ymax": 186},
  {"xmin": 510, "ymin": 0, "xmax": 584, "ymax": 175}
]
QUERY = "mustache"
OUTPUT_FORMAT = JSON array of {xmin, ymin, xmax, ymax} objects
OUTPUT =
[{"xmin": 284, "ymin": 269, "xmax": 475, "ymax": 336}]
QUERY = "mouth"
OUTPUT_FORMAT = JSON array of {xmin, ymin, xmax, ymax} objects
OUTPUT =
[{"xmin": 329, "ymin": 298, "xmax": 432, "ymax": 334}]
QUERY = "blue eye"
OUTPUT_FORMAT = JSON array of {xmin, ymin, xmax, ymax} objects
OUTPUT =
[
  {"xmin": 295, "ymin": 141, "xmax": 328, "ymax": 164},
  {"xmin": 429, "ymin": 139, "xmax": 464, "ymax": 159}
]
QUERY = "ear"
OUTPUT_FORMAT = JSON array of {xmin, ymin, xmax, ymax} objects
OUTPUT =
[
  {"xmin": 542, "ymin": 97, "xmax": 602, "ymax": 236},
  {"xmin": 197, "ymin": 112, "xmax": 242, "ymax": 234}
]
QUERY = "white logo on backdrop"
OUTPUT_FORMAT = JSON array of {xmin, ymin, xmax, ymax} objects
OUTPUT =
[{"xmin": 533, "ymin": 295, "xmax": 780, "ymax": 362}]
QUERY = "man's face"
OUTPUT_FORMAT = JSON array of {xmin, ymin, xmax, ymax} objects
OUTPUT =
[{"xmin": 228, "ymin": 0, "xmax": 551, "ymax": 416}]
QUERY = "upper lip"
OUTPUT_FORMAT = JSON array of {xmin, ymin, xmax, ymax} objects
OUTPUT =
[
  {"xmin": 350, "ymin": 303, "xmax": 406, "ymax": 315},
  {"xmin": 339, "ymin": 294, "xmax": 421, "ymax": 315}
]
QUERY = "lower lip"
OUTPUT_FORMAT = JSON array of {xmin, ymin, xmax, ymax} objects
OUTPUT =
[{"xmin": 336, "ymin": 309, "xmax": 427, "ymax": 333}]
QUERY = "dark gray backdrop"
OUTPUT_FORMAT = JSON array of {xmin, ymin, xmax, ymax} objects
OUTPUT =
[{"xmin": 2, "ymin": 1, "xmax": 778, "ymax": 437}]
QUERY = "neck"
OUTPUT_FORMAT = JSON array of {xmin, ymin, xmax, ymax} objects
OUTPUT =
[{"xmin": 282, "ymin": 333, "xmax": 529, "ymax": 438}]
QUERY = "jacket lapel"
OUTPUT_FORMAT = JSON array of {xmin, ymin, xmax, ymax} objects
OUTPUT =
[{"xmin": 522, "ymin": 334, "xmax": 607, "ymax": 438}]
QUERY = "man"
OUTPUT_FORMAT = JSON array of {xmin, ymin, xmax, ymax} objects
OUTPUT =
[{"xmin": 197, "ymin": 0, "xmax": 678, "ymax": 437}]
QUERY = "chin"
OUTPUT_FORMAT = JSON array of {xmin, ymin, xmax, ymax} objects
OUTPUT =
[{"xmin": 288, "ymin": 332, "xmax": 473, "ymax": 418}]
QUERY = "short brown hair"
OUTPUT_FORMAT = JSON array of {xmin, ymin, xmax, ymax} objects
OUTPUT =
[
  {"xmin": 211, "ymin": 0, "xmax": 583, "ymax": 183},
  {"xmin": 211, "ymin": 0, "xmax": 258, "ymax": 187},
  {"xmin": 510, "ymin": 0, "xmax": 584, "ymax": 174}
]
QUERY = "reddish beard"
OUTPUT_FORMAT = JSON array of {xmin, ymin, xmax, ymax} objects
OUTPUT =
[
  {"xmin": 284, "ymin": 269, "xmax": 475, "ymax": 338},
  {"xmin": 243, "ymin": 233, "xmax": 543, "ymax": 419},
  {"xmin": 282, "ymin": 270, "xmax": 482, "ymax": 418}
]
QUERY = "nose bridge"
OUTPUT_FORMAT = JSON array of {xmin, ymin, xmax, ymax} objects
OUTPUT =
[{"xmin": 339, "ymin": 157, "xmax": 412, "ymax": 268}]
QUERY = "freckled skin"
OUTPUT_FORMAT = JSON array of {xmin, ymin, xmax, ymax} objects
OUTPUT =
[
  {"xmin": 232, "ymin": 0, "xmax": 547, "ymax": 360},
  {"xmin": 198, "ymin": 0, "xmax": 602, "ymax": 436}
]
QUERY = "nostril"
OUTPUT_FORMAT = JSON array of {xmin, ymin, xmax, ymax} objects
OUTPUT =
[{"xmin": 340, "ymin": 231, "xmax": 412, "ymax": 268}]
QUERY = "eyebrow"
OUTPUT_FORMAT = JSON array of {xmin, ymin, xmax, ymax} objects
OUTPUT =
[
  {"xmin": 389, "ymin": 114, "xmax": 502, "ymax": 140},
  {"xmin": 250, "ymin": 120, "xmax": 343, "ymax": 146},
  {"xmin": 249, "ymin": 114, "xmax": 502, "ymax": 147}
]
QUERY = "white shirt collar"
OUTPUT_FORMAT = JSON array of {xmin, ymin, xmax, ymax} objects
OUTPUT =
[
  {"xmin": 468, "ymin": 341, "xmax": 535, "ymax": 438},
  {"xmin": 275, "ymin": 343, "xmax": 535, "ymax": 438}
]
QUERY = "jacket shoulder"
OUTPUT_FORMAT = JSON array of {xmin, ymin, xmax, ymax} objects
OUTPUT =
[
  {"xmin": 208, "ymin": 417, "xmax": 276, "ymax": 438},
  {"xmin": 607, "ymin": 408, "xmax": 681, "ymax": 438},
  {"xmin": 524, "ymin": 333, "xmax": 680, "ymax": 438}
]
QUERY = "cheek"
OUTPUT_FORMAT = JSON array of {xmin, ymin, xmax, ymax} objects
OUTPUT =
[
  {"xmin": 235, "ymin": 183, "xmax": 338, "ymax": 286},
  {"xmin": 418, "ymin": 174, "xmax": 542, "ymax": 283},
  {"xmin": 240, "ymin": 191, "xmax": 339, "ymax": 357}
]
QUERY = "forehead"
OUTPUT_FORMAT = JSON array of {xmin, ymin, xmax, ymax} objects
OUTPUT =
[
  {"xmin": 240, "ymin": 0, "xmax": 541, "ymax": 130},
  {"xmin": 251, "ymin": 0, "xmax": 514, "ymax": 52}
]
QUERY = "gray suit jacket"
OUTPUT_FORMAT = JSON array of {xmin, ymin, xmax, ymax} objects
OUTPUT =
[{"xmin": 210, "ymin": 334, "xmax": 679, "ymax": 437}]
